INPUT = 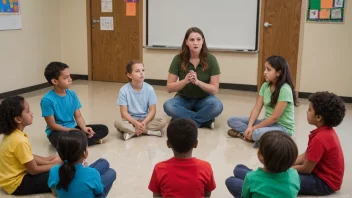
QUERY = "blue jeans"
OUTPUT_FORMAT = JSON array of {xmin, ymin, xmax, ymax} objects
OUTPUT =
[
  {"xmin": 227, "ymin": 116, "xmax": 289, "ymax": 142},
  {"xmin": 225, "ymin": 164, "xmax": 252, "ymax": 198},
  {"xmin": 163, "ymin": 95, "xmax": 223, "ymax": 127},
  {"xmin": 298, "ymin": 173, "xmax": 334, "ymax": 196},
  {"xmin": 90, "ymin": 158, "xmax": 117, "ymax": 198}
]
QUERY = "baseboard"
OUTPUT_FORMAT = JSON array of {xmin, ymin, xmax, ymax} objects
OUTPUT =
[
  {"xmin": 299, "ymin": 92, "xmax": 352, "ymax": 103},
  {"xmin": 0, "ymin": 74, "xmax": 89, "ymax": 99},
  {"xmin": 144, "ymin": 79, "xmax": 258, "ymax": 92},
  {"xmin": 2, "ymin": 76, "xmax": 352, "ymax": 103},
  {"xmin": 71, "ymin": 74, "xmax": 88, "ymax": 80}
]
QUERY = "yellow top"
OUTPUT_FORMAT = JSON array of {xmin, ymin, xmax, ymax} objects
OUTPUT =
[{"xmin": 0, "ymin": 129, "xmax": 33, "ymax": 194}]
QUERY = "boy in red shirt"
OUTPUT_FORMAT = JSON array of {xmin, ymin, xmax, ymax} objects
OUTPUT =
[
  {"xmin": 148, "ymin": 118, "xmax": 216, "ymax": 197},
  {"xmin": 293, "ymin": 91, "xmax": 345, "ymax": 195}
]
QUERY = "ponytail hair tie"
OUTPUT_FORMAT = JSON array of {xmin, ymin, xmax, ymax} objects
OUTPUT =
[{"xmin": 63, "ymin": 160, "xmax": 68, "ymax": 163}]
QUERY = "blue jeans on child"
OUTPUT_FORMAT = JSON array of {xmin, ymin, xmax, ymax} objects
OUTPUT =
[
  {"xmin": 163, "ymin": 95, "xmax": 223, "ymax": 127},
  {"xmin": 90, "ymin": 158, "xmax": 117, "ymax": 198},
  {"xmin": 227, "ymin": 116, "xmax": 289, "ymax": 141},
  {"xmin": 298, "ymin": 173, "xmax": 334, "ymax": 196},
  {"xmin": 225, "ymin": 164, "xmax": 252, "ymax": 198}
]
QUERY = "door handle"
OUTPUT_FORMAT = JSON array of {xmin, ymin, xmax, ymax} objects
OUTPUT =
[
  {"xmin": 91, "ymin": 19, "xmax": 100, "ymax": 28},
  {"xmin": 264, "ymin": 22, "xmax": 272, "ymax": 28}
]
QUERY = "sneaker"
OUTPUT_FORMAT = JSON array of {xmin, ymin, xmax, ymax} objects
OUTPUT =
[
  {"xmin": 123, "ymin": 132, "xmax": 135, "ymax": 140},
  {"xmin": 147, "ymin": 130, "xmax": 162, "ymax": 137},
  {"xmin": 96, "ymin": 139, "xmax": 103, "ymax": 144},
  {"xmin": 227, "ymin": 129, "xmax": 243, "ymax": 138},
  {"xmin": 210, "ymin": 121, "xmax": 215, "ymax": 130},
  {"xmin": 201, "ymin": 119, "xmax": 215, "ymax": 129}
]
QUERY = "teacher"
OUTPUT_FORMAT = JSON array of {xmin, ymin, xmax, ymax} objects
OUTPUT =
[{"xmin": 163, "ymin": 27, "xmax": 223, "ymax": 129}]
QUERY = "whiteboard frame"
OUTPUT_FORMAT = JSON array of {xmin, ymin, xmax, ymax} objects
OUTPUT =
[{"xmin": 145, "ymin": 0, "xmax": 260, "ymax": 52}]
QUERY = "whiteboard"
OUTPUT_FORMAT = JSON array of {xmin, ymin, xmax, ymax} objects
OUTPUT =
[{"xmin": 146, "ymin": 0, "xmax": 259, "ymax": 51}]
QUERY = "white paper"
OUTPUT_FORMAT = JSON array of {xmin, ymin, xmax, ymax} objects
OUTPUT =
[
  {"xmin": 334, "ymin": 0, "xmax": 344, "ymax": 8},
  {"xmin": 100, "ymin": 17, "xmax": 113, "ymax": 30},
  {"xmin": 309, "ymin": 10, "xmax": 318, "ymax": 19},
  {"xmin": 101, "ymin": 0, "xmax": 113, "ymax": 12},
  {"xmin": 331, "ymin": 9, "xmax": 342, "ymax": 19}
]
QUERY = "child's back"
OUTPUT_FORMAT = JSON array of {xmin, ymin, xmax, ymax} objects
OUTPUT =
[
  {"xmin": 49, "ymin": 164, "xmax": 103, "ymax": 197},
  {"xmin": 149, "ymin": 157, "xmax": 215, "ymax": 197},
  {"xmin": 226, "ymin": 131, "xmax": 299, "ymax": 198},
  {"xmin": 149, "ymin": 119, "xmax": 216, "ymax": 198},
  {"xmin": 48, "ymin": 130, "xmax": 116, "ymax": 198},
  {"xmin": 243, "ymin": 167, "xmax": 299, "ymax": 198}
]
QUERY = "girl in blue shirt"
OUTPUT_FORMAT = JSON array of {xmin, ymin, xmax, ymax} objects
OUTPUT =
[{"xmin": 48, "ymin": 130, "xmax": 116, "ymax": 198}]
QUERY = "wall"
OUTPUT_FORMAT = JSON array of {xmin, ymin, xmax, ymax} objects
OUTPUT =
[
  {"xmin": 3, "ymin": 0, "xmax": 351, "ymax": 97},
  {"xmin": 0, "ymin": 0, "xmax": 61, "ymax": 93},
  {"xmin": 59, "ymin": 0, "xmax": 88, "ymax": 75},
  {"xmin": 299, "ymin": 2, "xmax": 352, "ymax": 96}
]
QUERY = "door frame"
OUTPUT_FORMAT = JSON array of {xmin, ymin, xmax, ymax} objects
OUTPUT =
[
  {"xmin": 257, "ymin": 0, "xmax": 303, "ymax": 91},
  {"xmin": 86, "ymin": 0, "xmax": 144, "ymax": 81}
]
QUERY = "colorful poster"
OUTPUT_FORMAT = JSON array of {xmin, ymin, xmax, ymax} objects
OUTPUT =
[
  {"xmin": 307, "ymin": 0, "xmax": 345, "ymax": 22},
  {"xmin": 100, "ymin": 17, "xmax": 113, "ymax": 30},
  {"xmin": 0, "ymin": 0, "xmax": 22, "ymax": 30}
]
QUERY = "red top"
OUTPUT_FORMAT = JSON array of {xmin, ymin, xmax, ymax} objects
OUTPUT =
[
  {"xmin": 306, "ymin": 126, "xmax": 344, "ymax": 191},
  {"xmin": 148, "ymin": 157, "xmax": 216, "ymax": 198}
]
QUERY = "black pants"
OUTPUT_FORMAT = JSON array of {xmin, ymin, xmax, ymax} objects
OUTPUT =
[
  {"xmin": 48, "ymin": 124, "xmax": 109, "ymax": 148},
  {"xmin": 12, "ymin": 172, "xmax": 51, "ymax": 195}
]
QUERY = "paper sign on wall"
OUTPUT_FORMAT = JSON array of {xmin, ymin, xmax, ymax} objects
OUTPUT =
[
  {"xmin": 0, "ymin": 0, "xmax": 22, "ymax": 30},
  {"xmin": 100, "ymin": 17, "xmax": 113, "ymax": 30},
  {"xmin": 126, "ymin": 2, "xmax": 136, "ymax": 16},
  {"xmin": 101, "ymin": 0, "xmax": 112, "ymax": 12}
]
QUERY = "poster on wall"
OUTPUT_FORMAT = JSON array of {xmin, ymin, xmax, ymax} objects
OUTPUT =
[
  {"xmin": 0, "ymin": 0, "xmax": 22, "ymax": 30},
  {"xmin": 307, "ymin": 0, "xmax": 345, "ymax": 22}
]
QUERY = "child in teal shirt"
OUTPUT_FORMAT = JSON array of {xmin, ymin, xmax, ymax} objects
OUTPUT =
[{"xmin": 225, "ymin": 131, "xmax": 300, "ymax": 198}]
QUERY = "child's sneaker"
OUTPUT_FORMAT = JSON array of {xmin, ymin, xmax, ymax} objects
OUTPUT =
[
  {"xmin": 96, "ymin": 139, "xmax": 103, "ymax": 144},
  {"xmin": 147, "ymin": 130, "xmax": 162, "ymax": 137},
  {"xmin": 123, "ymin": 132, "xmax": 135, "ymax": 140},
  {"xmin": 201, "ymin": 119, "xmax": 215, "ymax": 129}
]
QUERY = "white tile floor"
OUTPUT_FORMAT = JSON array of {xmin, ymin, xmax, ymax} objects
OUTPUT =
[{"xmin": 0, "ymin": 80, "xmax": 351, "ymax": 197}]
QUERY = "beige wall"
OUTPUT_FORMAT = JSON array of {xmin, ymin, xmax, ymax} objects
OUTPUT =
[
  {"xmin": 0, "ymin": 0, "xmax": 61, "ymax": 93},
  {"xmin": 1, "ymin": 1, "xmax": 351, "ymax": 97},
  {"xmin": 60, "ymin": 0, "xmax": 88, "ymax": 75},
  {"xmin": 299, "ymin": 2, "xmax": 352, "ymax": 96}
]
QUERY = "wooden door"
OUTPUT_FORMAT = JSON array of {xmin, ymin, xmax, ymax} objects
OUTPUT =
[
  {"xmin": 89, "ymin": 0, "xmax": 143, "ymax": 82},
  {"xmin": 258, "ymin": 0, "xmax": 302, "ymax": 89}
]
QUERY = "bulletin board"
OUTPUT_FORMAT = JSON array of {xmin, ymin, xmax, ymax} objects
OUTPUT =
[{"xmin": 307, "ymin": 0, "xmax": 345, "ymax": 22}]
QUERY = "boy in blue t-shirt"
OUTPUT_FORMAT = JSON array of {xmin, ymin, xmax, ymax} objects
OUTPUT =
[{"xmin": 40, "ymin": 62, "xmax": 108, "ymax": 148}]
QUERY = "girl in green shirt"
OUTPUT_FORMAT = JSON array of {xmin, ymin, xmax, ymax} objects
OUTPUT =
[{"xmin": 227, "ymin": 56, "xmax": 298, "ymax": 146}]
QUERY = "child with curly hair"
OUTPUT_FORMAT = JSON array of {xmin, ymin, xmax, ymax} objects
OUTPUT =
[{"xmin": 293, "ymin": 91, "xmax": 346, "ymax": 196}]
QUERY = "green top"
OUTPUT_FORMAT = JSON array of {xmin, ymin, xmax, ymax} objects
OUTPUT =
[
  {"xmin": 169, "ymin": 53, "xmax": 220, "ymax": 99},
  {"xmin": 259, "ymin": 82, "xmax": 295, "ymax": 135},
  {"xmin": 242, "ymin": 168, "xmax": 300, "ymax": 198}
]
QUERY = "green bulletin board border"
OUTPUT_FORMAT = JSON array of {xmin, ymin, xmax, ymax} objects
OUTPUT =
[{"xmin": 307, "ymin": 0, "xmax": 345, "ymax": 22}]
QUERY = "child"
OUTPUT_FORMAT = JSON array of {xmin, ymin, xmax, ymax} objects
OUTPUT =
[
  {"xmin": 41, "ymin": 62, "xmax": 108, "ymax": 148},
  {"xmin": 148, "ymin": 118, "xmax": 216, "ymax": 197},
  {"xmin": 0, "ymin": 96, "xmax": 61, "ymax": 195},
  {"xmin": 114, "ymin": 60, "xmax": 166, "ymax": 140},
  {"xmin": 225, "ymin": 131, "xmax": 300, "ymax": 198},
  {"xmin": 293, "ymin": 91, "xmax": 345, "ymax": 196},
  {"xmin": 227, "ymin": 55, "xmax": 298, "ymax": 146},
  {"xmin": 48, "ymin": 130, "xmax": 116, "ymax": 197}
]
